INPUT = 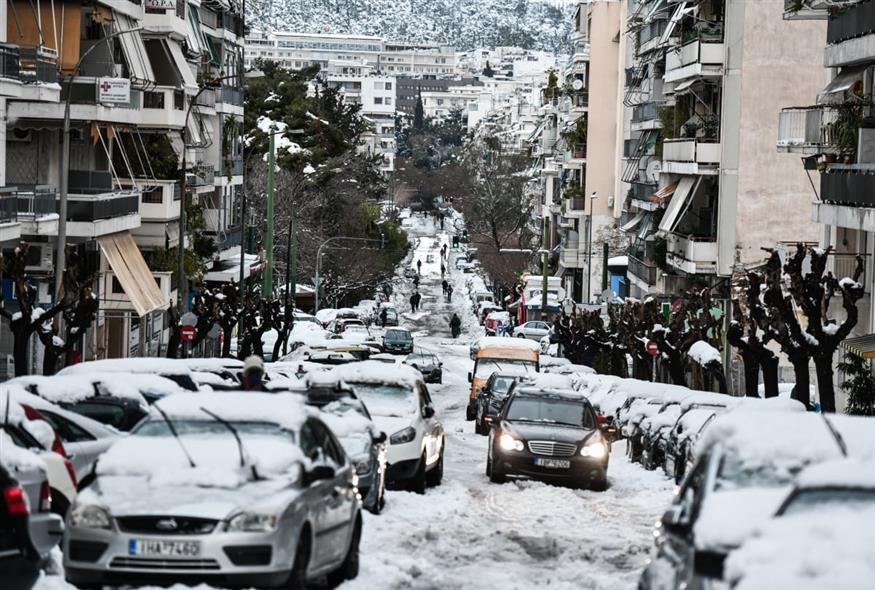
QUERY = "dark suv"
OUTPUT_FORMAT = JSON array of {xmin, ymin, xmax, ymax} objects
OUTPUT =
[
  {"xmin": 474, "ymin": 373, "xmax": 518, "ymax": 435},
  {"xmin": 486, "ymin": 386, "xmax": 609, "ymax": 490},
  {"xmin": 383, "ymin": 328, "xmax": 414, "ymax": 354}
]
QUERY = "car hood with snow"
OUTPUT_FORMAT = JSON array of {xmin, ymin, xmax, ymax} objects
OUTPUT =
[{"xmin": 692, "ymin": 487, "xmax": 791, "ymax": 551}]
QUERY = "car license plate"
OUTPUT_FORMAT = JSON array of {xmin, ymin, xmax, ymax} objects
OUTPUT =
[
  {"xmin": 534, "ymin": 458, "xmax": 570, "ymax": 469},
  {"xmin": 129, "ymin": 539, "xmax": 201, "ymax": 557}
]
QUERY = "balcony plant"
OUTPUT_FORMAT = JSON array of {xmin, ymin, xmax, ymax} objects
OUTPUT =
[{"xmin": 831, "ymin": 102, "xmax": 864, "ymax": 160}]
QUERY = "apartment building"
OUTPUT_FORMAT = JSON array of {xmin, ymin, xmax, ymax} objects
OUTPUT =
[
  {"xmin": 244, "ymin": 31, "xmax": 458, "ymax": 78},
  {"xmin": 777, "ymin": 0, "xmax": 875, "ymax": 360},
  {"xmin": 2, "ymin": 0, "xmax": 244, "ymax": 370},
  {"xmin": 620, "ymin": 0, "xmax": 824, "ymax": 301}
]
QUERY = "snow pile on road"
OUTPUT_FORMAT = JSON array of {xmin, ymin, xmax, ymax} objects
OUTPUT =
[{"xmin": 725, "ymin": 506, "xmax": 875, "ymax": 590}]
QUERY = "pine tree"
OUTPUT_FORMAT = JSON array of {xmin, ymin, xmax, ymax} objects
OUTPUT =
[
  {"xmin": 413, "ymin": 89, "xmax": 425, "ymax": 130},
  {"xmin": 482, "ymin": 60, "xmax": 495, "ymax": 77},
  {"xmin": 839, "ymin": 353, "xmax": 875, "ymax": 416}
]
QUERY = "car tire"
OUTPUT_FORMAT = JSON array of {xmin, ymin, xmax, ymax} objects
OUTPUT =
[
  {"xmin": 287, "ymin": 529, "xmax": 310, "ymax": 590},
  {"xmin": 409, "ymin": 454, "xmax": 427, "ymax": 494},
  {"xmin": 369, "ymin": 468, "xmax": 386, "ymax": 515},
  {"xmin": 425, "ymin": 446, "xmax": 444, "ymax": 487},
  {"xmin": 589, "ymin": 473, "xmax": 608, "ymax": 492},
  {"xmin": 51, "ymin": 488, "xmax": 70, "ymax": 518},
  {"xmin": 487, "ymin": 448, "xmax": 505, "ymax": 484},
  {"xmin": 475, "ymin": 417, "xmax": 485, "ymax": 435},
  {"xmin": 517, "ymin": 333, "xmax": 525, "ymax": 338},
  {"xmin": 329, "ymin": 516, "xmax": 361, "ymax": 585}
]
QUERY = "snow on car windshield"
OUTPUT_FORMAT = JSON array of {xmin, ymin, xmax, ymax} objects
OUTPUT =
[
  {"xmin": 781, "ymin": 488, "xmax": 875, "ymax": 516},
  {"xmin": 136, "ymin": 420, "xmax": 292, "ymax": 440},
  {"xmin": 351, "ymin": 383, "xmax": 417, "ymax": 418},
  {"xmin": 716, "ymin": 452, "xmax": 802, "ymax": 489},
  {"xmin": 475, "ymin": 359, "xmax": 536, "ymax": 378},
  {"xmin": 506, "ymin": 397, "xmax": 586, "ymax": 428}
]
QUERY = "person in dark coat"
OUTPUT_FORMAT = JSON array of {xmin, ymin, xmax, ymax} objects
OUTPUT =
[
  {"xmin": 450, "ymin": 313, "xmax": 462, "ymax": 338},
  {"xmin": 416, "ymin": 259, "xmax": 422, "ymax": 274},
  {"xmin": 446, "ymin": 284, "xmax": 454, "ymax": 302},
  {"xmin": 409, "ymin": 293, "xmax": 417, "ymax": 312},
  {"xmin": 379, "ymin": 307, "xmax": 388, "ymax": 327},
  {"xmin": 441, "ymin": 279, "xmax": 449, "ymax": 294}
]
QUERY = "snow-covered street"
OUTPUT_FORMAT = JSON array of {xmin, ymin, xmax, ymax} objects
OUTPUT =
[{"xmin": 338, "ymin": 215, "xmax": 675, "ymax": 590}]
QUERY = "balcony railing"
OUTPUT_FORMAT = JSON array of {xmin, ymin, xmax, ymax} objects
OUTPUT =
[
  {"xmin": 821, "ymin": 164, "xmax": 875, "ymax": 207},
  {"xmin": 628, "ymin": 254, "xmax": 657, "ymax": 285},
  {"xmin": 0, "ymin": 188, "xmax": 19, "ymax": 223},
  {"xmin": 18, "ymin": 47, "xmax": 58, "ymax": 84},
  {"xmin": 16, "ymin": 186, "xmax": 58, "ymax": 216},
  {"xmin": 68, "ymin": 193, "xmax": 140, "ymax": 221},
  {"xmin": 827, "ymin": 1, "xmax": 875, "ymax": 45},
  {"xmin": 221, "ymin": 157, "xmax": 244, "ymax": 177},
  {"xmin": 665, "ymin": 39, "xmax": 724, "ymax": 79},
  {"xmin": 188, "ymin": 163, "xmax": 216, "ymax": 186},
  {"xmin": 220, "ymin": 86, "xmax": 243, "ymax": 106},
  {"xmin": 777, "ymin": 106, "xmax": 840, "ymax": 151},
  {"xmin": 834, "ymin": 253, "xmax": 865, "ymax": 283},
  {"xmin": 666, "ymin": 233, "xmax": 718, "ymax": 273},
  {"xmin": 663, "ymin": 138, "xmax": 721, "ymax": 164},
  {"xmin": 0, "ymin": 44, "xmax": 21, "ymax": 80},
  {"xmin": 632, "ymin": 103, "xmax": 659, "ymax": 123},
  {"xmin": 195, "ymin": 88, "xmax": 216, "ymax": 108}
]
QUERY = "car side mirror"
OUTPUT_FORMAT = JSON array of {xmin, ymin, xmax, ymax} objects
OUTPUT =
[
  {"xmin": 423, "ymin": 406, "xmax": 436, "ymax": 419},
  {"xmin": 596, "ymin": 414, "xmax": 608, "ymax": 425},
  {"xmin": 660, "ymin": 505, "xmax": 690, "ymax": 535},
  {"xmin": 305, "ymin": 465, "xmax": 335, "ymax": 486},
  {"xmin": 467, "ymin": 372, "xmax": 473, "ymax": 383},
  {"xmin": 373, "ymin": 431, "xmax": 387, "ymax": 444}
]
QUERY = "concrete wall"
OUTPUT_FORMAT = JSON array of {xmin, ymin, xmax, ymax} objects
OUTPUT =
[{"xmin": 730, "ymin": 0, "xmax": 825, "ymax": 270}]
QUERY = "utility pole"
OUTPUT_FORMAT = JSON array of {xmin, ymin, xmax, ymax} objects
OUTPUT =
[
  {"xmin": 586, "ymin": 191, "xmax": 597, "ymax": 303},
  {"xmin": 541, "ymin": 216, "xmax": 549, "ymax": 320},
  {"xmin": 283, "ymin": 212, "xmax": 297, "ymax": 356},
  {"xmin": 262, "ymin": 132, "xmax": 276, "ymax": 297}
]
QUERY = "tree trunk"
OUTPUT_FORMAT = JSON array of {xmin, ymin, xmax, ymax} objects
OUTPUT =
[
  {"xmin": 43, "ymin": 348, "xmax": 61, "ymax": 376},
  {"xmin": 761, "ymin": 354, "xmax": 779, "ymax": 398},
  {"xmin": 221, "ymin": 324, "xmax": 234, "ymax": 357},
  {"xmin": 790, "ymin": 356, "xmax": 811, "ymax": 408},
  {"xmin": 740, "ymin": 351, "xmax": 760, "ymax": 397},
  {"xmin": 166, "ymin": 327, "xmax": 181, "ymax": 359},
  {"xmin": 814, "ymin": 355, "xmax": 837, "ymax": 413},
  {"xmin": 667, "ymin": 352, "xmax": 686, "ymax": 386},
  {"xmin": 12, "ymin": 325, "xmax": 30, "ymax": 377}
]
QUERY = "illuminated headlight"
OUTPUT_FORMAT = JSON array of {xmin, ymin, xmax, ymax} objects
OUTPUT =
[
  {"xmin": 390, "ymin": 426, "xmax": 416, "ymax": 444},
  {"xmin": 580, "ymin": 441, "xmax": 607, "ymax": 459},
  {"xmin": 70, "ymin": 505, "xmax": 111, "ymax": 530},
  {"xmin": 355, "ymin": 459, "xmax": 372, "ymax": 476},
  {"xmin": 227, "ymin": 512, "xmax": 279, "ymax": 532},
  {"xmin": 499, "ymin": 434, "xmax": 524, "ymax": 452}
]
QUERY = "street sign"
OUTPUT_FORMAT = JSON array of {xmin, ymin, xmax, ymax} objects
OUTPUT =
[
  {"xmin": 207, "ymin": 324, "xmax": 222, "ymax": 340},
  {"xmin": 180, "ymin": 325, "xmax": 197, "ymax": 342},
  {"xmin": 97, "ymin": 78, "xmax": 130, "ymax": 104},
  {"xmin": 144, "ymin": 0, "xmax": 175, "ymax": 8},
  {"xmin": 646, "ymin": 340, "xmax": 659, "ymax": 356}
]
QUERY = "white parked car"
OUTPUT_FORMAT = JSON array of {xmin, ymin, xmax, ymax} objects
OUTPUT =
[
  {"xmin": 329, "ymin": 362, "xmax": 444, "ymax": 494},
  {"xmin": 513, "ymin": 321, "xmax": 551, "ymax": 341}
]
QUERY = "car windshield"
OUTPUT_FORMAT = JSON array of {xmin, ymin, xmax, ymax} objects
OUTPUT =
[
  {"xmin": 136, "ymin": 419, "xmax": 292, "ymax": 440},
  {"xmin": 64, "ymin": 400, "xmax": 146, "ymax": 431},
  {"xmin": 474, "ymin": 359, "xmax": 536, "ymax": 378},
  {"xmin": 305, "ymin": 387, "xmax": 355, "ymax": 408},
  {"xmin": 505, "ymin": 397, "xmax": 585, "ymax": 427},
  {"xmin": 781, "ymin": 488, "xmax": 875, "ymax": 516},
  {"xmin": 716, "ymin": 453, "xmax": 802, "ymax": 490},
  {"xmin": 322, "ymin": 398, "xmax": 371, "ymax": 421},
  {"xmin": 408, "ymin": 354, "xmax": 434, "ymax": 364},
  {"xmin": 350, "ymin": 383, "xmax": 417, "ymax": 418},
  {"xmin": 386, "ymin": 330, "xmax": 412, "ymax": 341},
  {"xmin": 491, "ymin": 376, "xmax": 516, "ymax": 397}
]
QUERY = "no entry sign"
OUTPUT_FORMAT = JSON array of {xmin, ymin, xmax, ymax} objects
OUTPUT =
[{"xmin": 646, "ymin": 340, "xmax": 659, "ymax": 356}]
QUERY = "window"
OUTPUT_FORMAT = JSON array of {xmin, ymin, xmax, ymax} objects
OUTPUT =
[
  {"xmin": 385, "ymin": 81, "xmax": 392, "ymax": 90},
  {"xmin": 374, "ymin": 97, "xmax": 383, "ymax": 105},
  {"xmin": 141, "ymin": 187, "xmax": 163, "ymax": 204},
  {"xmin": 384, "ymin": 97, "xmax": 392, "ymax": 105},
  {"xmin": 39, "ymin": 411, "xmax": 96, "ymax": 442}
]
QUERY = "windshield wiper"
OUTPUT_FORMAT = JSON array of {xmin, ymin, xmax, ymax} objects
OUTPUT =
[
  {"xmin": 199, "ymin": 407, "xmax": 260, "ymax": 479},
  {"xmin": 821, "ymin": 413, "xmax": 848, "ymax": 457},
  {"xmin": 153, "ymin": 404, "xmax": 197, "ymax": 468}
]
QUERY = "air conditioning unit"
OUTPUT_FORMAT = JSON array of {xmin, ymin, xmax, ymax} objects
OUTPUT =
[
  {"xmin": 25, "ymin": 243, "xmax": 54, "ymax": 273},
  {"xmin": 8, "ymin": 128, "xmax": 33, "ymax": 143}
]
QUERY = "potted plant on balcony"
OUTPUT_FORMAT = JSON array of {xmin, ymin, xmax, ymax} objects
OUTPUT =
[{"xmin": 561, "ymin": 118, "xmax": 587, "ymax": 157}]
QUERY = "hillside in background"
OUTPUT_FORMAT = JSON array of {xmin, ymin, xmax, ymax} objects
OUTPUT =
[{"xmin": 246, "ymin": 0, "xmax": 572, "ymax": 53}]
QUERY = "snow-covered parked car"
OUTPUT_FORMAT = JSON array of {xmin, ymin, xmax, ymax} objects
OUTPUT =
[
  {"xmin": 292, "ymin": 373, "xmax": 388, "ymax": 514},
  {"xmin": 661, "ymin": 407, "xmax": 719, "ymax": 484},
  {"xmin": 512, "ymin": 320, "xmax": 551, "ymax": 342},
  {"xmin": 64, "ymin": 392, "xmax": 362, "ymax": 589},
  {"xmin": 725, "ymin": 458, "xmax": 875, "ymax": 590},
  {"xmin": 329, "ymin": 362, "xmax": 444, "ymax": 494},
  {"xmin": 403, "ymin": 352, "xmax": 442, "ymax": 384},
  {"xmin": 639, "ymin": 409, "xmax": 874, "ymax": 590},
  {"xmin": 57, "ymin": 358, "xmax": 199, "ymax": 392}
]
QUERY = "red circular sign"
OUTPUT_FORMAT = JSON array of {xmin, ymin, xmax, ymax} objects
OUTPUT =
[
  {"xmin": 180, "ymin": 325, "xmax": 197, "ymax": 342},
  {"xmin": 646, "ymin": 340, "xmax": 659, "ymax": 356}
]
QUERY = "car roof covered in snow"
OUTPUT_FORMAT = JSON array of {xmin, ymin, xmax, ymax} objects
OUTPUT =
[
  {"xmin": 9, "ymin": 373, "xmax": 183, "ymax": 407},
  {"xmin": 328, "ymin": 360, "xmax": 422, "ymax": 388},
  {"xmin": 538, "ymin": 356, "xmax": 570, "ymax": 368},
  {"xmin": 511, "ymin": 385, "xmax": 588, "ymax": 402},
  {"xmin": 58, "ymin": 358, "xmax": 194, "ymax": 376},
  {"xmin": 517, "ymin": 372, "xmax": 575, "ymax": 391},
  {"xmin": 180, "ymin": 358, "xmax": 245, "ymax": 372},
  {"xmin": 472, "ymin": 336, "xmax": 540, "ymax": 353},
  {"xmin": 153, "ymin": 391, "xmax": 312, "ymax": 431},
  {"xmin": 793, "ymin": 458, "xmax": 875, "ymax": 490}
]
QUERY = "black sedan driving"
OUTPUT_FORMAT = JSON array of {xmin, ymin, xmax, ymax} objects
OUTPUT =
[
  {"xmin": 403, "ymin": 353, "xmax": 442, "ymax": 384},
  {"xmin": 474, "ymin": 372, "xmax": 517, "ymax": 435},
  {"xmin": 486, "ymin": 387, "xmax": 609, "ymax": 490}
]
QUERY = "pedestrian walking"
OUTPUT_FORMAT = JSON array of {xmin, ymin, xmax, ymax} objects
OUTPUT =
[
  {"xmin": 441, "ymin": 263, "xmax": 446, "ymax": 277},
  {"xmin": 446, "ymin": 284, "xmax": 454, "ymax": 302},
  {"xmin": 440, "ymin": 213, "xmax": 445, "ymax": 231},
  {"xmin": 441, "ymin": 279, "xmax": 448, "ymax": 295},
  {"xmin": 379, "ymin": 307, "xmax": 388, "ymax": 327},
  {"xmin": 409, "ymin": 293, "xmax": 417, "ymax": 312},
  {"xmin": 416, "ymin": 259, "xmax": 422, "ymax": 274},
  {"xmin": 413, "ymin": 274, "xmax": 420, "ymax": 288},
  {"xmin": 450, "ymin": 313, "xmax": 462, "ymax": 338},
  {"xmin": 413, "ymin": 291, "xmax": 422, "ymax": 312}
]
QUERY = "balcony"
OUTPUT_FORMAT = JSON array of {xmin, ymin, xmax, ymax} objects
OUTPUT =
[
  {"xmin": 663, "ymin": 138, "xmax": 721, "ymax": 174},
  {"xmin": 664, "ymin": 39, "xmax": 724, "ymax": 84},
  {"xmin": 825, "ymin": 1, "xmax": 875, "ymax": 67},
  {"xmin": 218, "ymin": 86, "xmax": 244, "ymax": 107},
  {"xmin": 628, "ymin": 254, "xmax": 657, "ymax": 286},
  {"xmin": 637, "ymin": 20, "xmax": 669, "ymax": 55},
  {"xmin": 18, "ymin": 47, "xmax": 58, "ymax": 84},
  {"xmin": 1, "ymin": 43, "xmax": 21, "ymax": 80},
  {"xmin": 820, "ymin": 164, "xmax": 875, "ymax": 207},
  {"xmin": 188, "ymin": 163, "xmax": 216, "ymax": 187},
  {"xmin": 122, "ymin": 179, "xmax": 181, "ymax": 223},
  {"xmin": 666, "ymin": 233, "xmax": 718, "ymax": 275},
  {"xmin": 631, "ymin": 103, "xmax": 660, "ymax": 131},
  {"xmin": 16, "ymin": 186, "xmax": 57, "ymax": 217},
  {"xmin": 195, "ymin": 87, "xmax": 217, "ymax": 108},
  {"xmin": 11, "ymin": 79, "xmax": 141, "ymax": 123},
  {"xmin": 140, "ymin": 86, "xmax": 186, "ymax": 128},
  {"xmin": 777, "ymin": 106, "xmax": 840, "ymax": 154},
  {"xmin": 783, "ymin": 0, "xmax": 830, "ymax": 20},
  {"xmin": 220, "ymin": 157, "xmax": 244, "ymax": 178}
]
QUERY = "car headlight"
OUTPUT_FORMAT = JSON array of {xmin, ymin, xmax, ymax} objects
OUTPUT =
[
  {"xmin": 227, "ymin": 512, "xmax": 279, "ymax": 532},
  {"xmin": 499, "ymin": 434, "xmax": 524, "ymax": 452},
  {"xmin": 580, "ymin": 441, "xmax": 607, "ymax": 459},
  {"xmin": 355, "ymin": 459, "xmax": 372, "ymax": 476},
  {"xmin": 70, "ymin": 505, "xmax": 111, "ymax": 530},
  {"xmin": 390, "ymin": 426, "xmax": 416, "ymax": 444}
]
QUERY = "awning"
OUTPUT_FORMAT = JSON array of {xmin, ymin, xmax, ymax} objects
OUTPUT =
[
  {"xmin": 637, "ymin": 212, "xmax": 654, "ymax": 240},
  {"xmin": 659, "ymin": 176, "xmax": 701, "ymax": 233},
  {"xmin": 99, "ymin": 231, "xmax": 168, "ymax": 316},
  {"xmin": 113, "ymin": 12, "xmax": 155, "ymax": 85},
  {"xmin": 621, "ymin": 211, "xmax": 646, "ymax": 232},
  {"xmin": 649, "ymin": 180, "xmax": 679, "ymax": 203},
  {"xmin": 669, "ymin": 79, "xmax": 696, "ymax": 95},
  {"xmin": 818, "ymin": 64, "xmax": 867, "ymax": 105},
  {"xmin": 840, "ymin": 334, "xmax": 875, "ymax": 359},
  {"xmin": 166, "ymin": 38, "xmax": 199, "ymax": 91},
  {"xmin": 186, "ymin": 113, "xmax": 202, "ymax": 145},
  {"xmin": 658, "ymin": 2, "xmax": 687, "ymax": 46}
]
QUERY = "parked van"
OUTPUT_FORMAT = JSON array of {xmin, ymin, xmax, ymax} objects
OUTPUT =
[{"xmin": 466, "ymin": 337, "xmax": 539, "ymax": 420}]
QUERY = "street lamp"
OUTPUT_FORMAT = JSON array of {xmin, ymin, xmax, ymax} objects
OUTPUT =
[
  {"xmin": 57, "ymin": 28, "xmax": 145, "ymax": 307},
  {"xmin": 586, "ymin": 191, "xmax": 598, "ymax": 303}
]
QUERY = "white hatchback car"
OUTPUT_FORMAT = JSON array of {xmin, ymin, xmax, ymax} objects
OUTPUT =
[
  {"xmin": 513, "ymin": 321, "xmax": 551, "ymax": 341},
  {"xmin": 329, "ymin": 362, "xmax": 444, "ymax": 494}
]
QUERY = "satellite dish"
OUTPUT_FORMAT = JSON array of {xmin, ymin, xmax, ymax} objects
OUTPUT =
[
  {"xmin": 572, "ymin": 79, "xmax": 584, "ymax": 91},
  {"xmin": 646, "ymin": 159, "xmax": 662, "ymax": 183}
]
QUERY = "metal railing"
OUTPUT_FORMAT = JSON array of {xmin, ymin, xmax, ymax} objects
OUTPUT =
[
  {"xmin": 195, "ymin": 87, "xmax": 216, "ymax": 108},
  {"xmin": 220, "ymin": 86, "xmax": 243, "ymax": 106},
  {"xmin": 821, "ymin": 164, "xmax": 875, "ymax": 206},
  {"xmin": 16, "ymin": 186, "xmax": 58, "ymax": 216},
  {"xmin": 221, "ymin": 157, "xmax": 244, "ymax": 176},
  {"xmin": 628, "ymin": 254, "xmax": 657, "ymax": 285},
  {"xmin": 189, "ymin": 163, "xmax": 216, "ymax": 186},
  {"xmin": 834, "ymin": 253, "xmax": 865, "ymax": 283},
  {"xmin": 827, "ymin": 1, "xmax": 875, "ymax": 45},
  {"xmin": 632, "ymin": 103, "xmax": 659, "ymax": 123},
  {"xmin": 777, "ymin": 106, "xmax": 840, "ymax": 150},
  {"xmin": 68, "ymin": 193, "xmax": 140, "ymax": 221},
  {"xmin": 0, "ymin": 188, "xmax": 19, "ymax": 223},
  {"xmin": 18, "ymin": 47, "xmax": 58, "ymax": 84},
  {"xmin": 0, "ymin": 44, "xmax": 21, "ymax": 80}
]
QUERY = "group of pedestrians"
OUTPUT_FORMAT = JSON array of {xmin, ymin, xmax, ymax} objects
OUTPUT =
[
  {"xmin": 409, "ymin": 291, "xmax": 422, "ymax": 312},
  {"xmin": 441, "ymin": 280, "xmax": 454, "ymax": 303}
]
